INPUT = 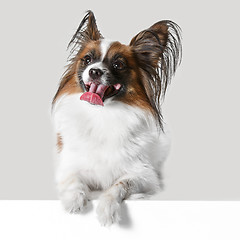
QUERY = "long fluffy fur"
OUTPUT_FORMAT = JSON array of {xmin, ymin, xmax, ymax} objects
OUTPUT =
[
  {"xmin": 130, "ymin": 21, "xmax": 182, "ymax": 128},
  {"xmin": 55, "ymin": 11, "xmax": 182, "ymax": 129},
  {"xmin": 52, "ymin": 10, "xmax": 181, "ymax": 226},
  {"xmin": 68, "ymin": 10, "xmax": 102, "ymax": 59}
]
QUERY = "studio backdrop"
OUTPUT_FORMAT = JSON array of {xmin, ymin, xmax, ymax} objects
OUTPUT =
[{"xmin": 0, "ymin": 0, "xmax": 239, "ymax": 200}]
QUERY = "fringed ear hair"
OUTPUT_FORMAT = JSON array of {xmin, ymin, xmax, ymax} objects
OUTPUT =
[
  {"xmin": 52, "ymin": 11, "xmax": 102, "ymax": 104},
  {"xmin": 68, "ymin": 10, "xmax": 103, "ymax": 58},
  {"xmin": 130, "ymin": 20, "xmax": 182, "ymax": 129}
]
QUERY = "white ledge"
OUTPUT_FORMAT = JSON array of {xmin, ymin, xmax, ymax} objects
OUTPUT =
[{"xmin": 0, "ymin": 200, "xmax": 240, "ymax": 240}]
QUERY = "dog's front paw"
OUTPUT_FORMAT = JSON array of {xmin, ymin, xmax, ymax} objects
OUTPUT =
[
  {"xmin": 96, "ymin": 195, "xmax": 121, "ymax": 226},
  {"xmin": 61, "ymin": 191, "xmax": 88, "ymax": 214}
]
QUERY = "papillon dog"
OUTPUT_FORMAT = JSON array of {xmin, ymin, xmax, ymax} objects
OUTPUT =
[{"xmin": 52, "ymin": 10, "xmax": 181, "ymax": 226}]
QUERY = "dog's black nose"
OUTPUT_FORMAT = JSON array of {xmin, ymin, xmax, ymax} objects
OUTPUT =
[{"xmin": 89, "ymin": 68, "xmax": 103, "ymax": 80}]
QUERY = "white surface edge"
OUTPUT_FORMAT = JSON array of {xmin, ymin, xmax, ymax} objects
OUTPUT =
[{"xmin": 0, "ymin": 200, "xmax": 239, "ymax": 240}]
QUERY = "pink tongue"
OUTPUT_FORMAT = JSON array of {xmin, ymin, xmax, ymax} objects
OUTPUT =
[
  {"xmin": 80, "ymin": 92, "xmax": 103, "ymax": 106},
  {"xmin": 80, "ymin": 83, "xmax": 109, "ymax": 106},
  {"xmin": 95, "ymin": 84, "xmax": 109, "ymax": 99}
]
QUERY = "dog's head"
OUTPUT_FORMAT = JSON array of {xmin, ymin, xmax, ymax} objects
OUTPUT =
[{"xmin": 53, "ymin": 11, "xmax": 182, "ymax": 128}]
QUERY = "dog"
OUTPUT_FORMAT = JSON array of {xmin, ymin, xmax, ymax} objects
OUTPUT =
[{"xmin": 52, "ymin": 10, "xmax": 181, "ymax": 226}]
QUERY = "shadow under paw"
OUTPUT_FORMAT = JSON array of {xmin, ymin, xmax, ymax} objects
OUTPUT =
[{"xmin": 118, "ymin": 201, "xmax": 133, "ymax": 228}]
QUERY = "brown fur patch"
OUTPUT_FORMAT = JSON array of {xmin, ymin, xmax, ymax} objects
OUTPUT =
[
  {"xmin": 105, "ymin": 42, "xmax": 154, "ymax": 114},
  {"xmin": 57, "ymin": 133, "xmax": 63, "ymax": 153},
  {"xmin": 120, "ymin": 77, "xmax": 154, "ymax": 115},
  {"xmin": 53, "ymin": 39, "xmax": 155, "ymax": 119},
  {"xmin": 78, "ymin": 40, "xmax": 102, "ymax": 61},
  {"xmin": 52, "ymin": 41, "xmax": 101, "ymax": 104}
]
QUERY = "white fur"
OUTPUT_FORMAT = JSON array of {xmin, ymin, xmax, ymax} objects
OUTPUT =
[
  {"xmin": 53, "ymin": 36, "xmax": 170, "ymax": 226},
  {"xmin": 82, "ymin": 39, "xmax": 114, "ymax": 85},
  {"xmin": 52, "ymin": 93, "xmax": 170, "ymax": 225},
  {"xmin": 82, "ymin": 62, "xmax": 106, "ymax": 84},
  {"xmin": 100, "ymin": 39, "xmax": 114, "ymax": 60}
]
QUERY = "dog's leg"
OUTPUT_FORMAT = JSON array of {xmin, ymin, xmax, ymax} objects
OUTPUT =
[
  {"xmin": 97, "ymin": 174, "xmax": 159, "ymax": 226},
  {"xmin": 57, "ymin": 174, "xmax": 89, "ymax": 214}
]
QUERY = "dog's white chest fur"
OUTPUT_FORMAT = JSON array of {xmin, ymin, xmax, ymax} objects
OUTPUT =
[{"xmin": 53, "ymin": 94, "xmax": 170, "ymax": 191}]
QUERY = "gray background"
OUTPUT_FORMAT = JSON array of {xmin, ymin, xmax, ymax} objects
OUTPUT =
[{"xmin": 0, "ymin": 0, "xmax": 239, "ymax": 200}]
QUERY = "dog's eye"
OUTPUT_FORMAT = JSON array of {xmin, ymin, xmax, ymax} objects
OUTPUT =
[
  {"xmin": 82, "ymin": 55, "xmax": 92, "ymax": 65},
  {"xmin": 112, "ymin": 60, "xmax": 125, "ymax": 70}
]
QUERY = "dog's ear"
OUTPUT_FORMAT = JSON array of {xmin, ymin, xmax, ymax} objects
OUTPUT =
[
  {"xmin": 130, "ymin": 20, "xmax": 181, "ymax": 95},
  {"xmin": 130, "ymin": 22, "xmax": 169, "ymax": 68},
  {"xmin": 68, "ymin": 11, "xmax": 102, "ymax": 54},
  {"xmin": 130, "ymin": 20, "xmax": 181, "ymax": 72},
  {"xmin": 130, "ymin": 21, "xmax": 182, "ymax": 129}
]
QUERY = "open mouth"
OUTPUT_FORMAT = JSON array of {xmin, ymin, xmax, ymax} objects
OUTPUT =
[
  {"xmin": 86, "ymin": 82, "xmax": 122, "ymax": 101},
  {"xmin": 80, "ymin": 82, "xmax": 122, "ymax": 106}
]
